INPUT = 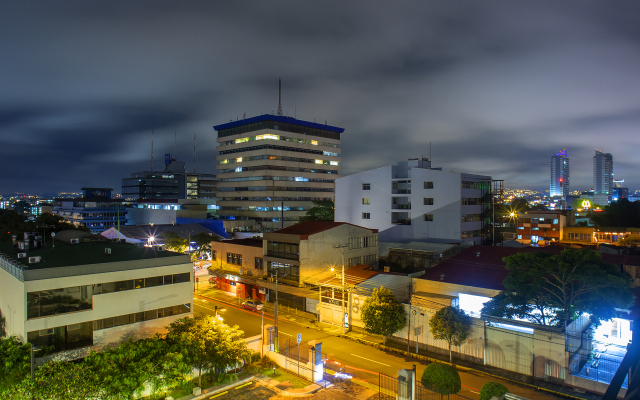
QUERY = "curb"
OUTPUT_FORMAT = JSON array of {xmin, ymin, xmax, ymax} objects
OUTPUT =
[{"xmin": 183, "ymin": 376, "xmax": 254, "ymax": 400}]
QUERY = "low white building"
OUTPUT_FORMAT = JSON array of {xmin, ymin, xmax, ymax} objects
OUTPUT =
[
  {"xmin": 0, "ymin": 232, "xmax": 193, "ymax": 357},
  {"xmin": 335, "ymin": 158, "xmax": 493, "ymax": 244}
]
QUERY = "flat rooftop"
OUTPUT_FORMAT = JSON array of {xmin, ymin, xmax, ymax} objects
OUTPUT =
[{"xmin": 0, "ymin": 240, "xmax": 184, "ymax": 270}]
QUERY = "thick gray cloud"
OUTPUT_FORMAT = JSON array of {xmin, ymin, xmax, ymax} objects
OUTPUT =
[{"xmin": 1, "ymin": 1, "xmax": 639, "ymax": 194}]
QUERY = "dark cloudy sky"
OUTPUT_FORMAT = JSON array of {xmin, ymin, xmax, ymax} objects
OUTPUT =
[{"xmin": 2, "ymin": 1, "xmax": 640, "ymax": 195}]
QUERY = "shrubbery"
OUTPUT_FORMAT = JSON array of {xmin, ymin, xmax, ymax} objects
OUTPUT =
[
  {"xmin": 420, "ymin": 362, "xmax": 461, "ymax": 395},
  {"xmin": 480, "ymin": 382, "xmax": 509, "ymax": 400}
]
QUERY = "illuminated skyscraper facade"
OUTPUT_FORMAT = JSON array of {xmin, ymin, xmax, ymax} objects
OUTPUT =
[
  {"xmin": 550, "ymin": 149, "xmax": 569, "ymax": 198},
  {"xmin": 214, "ymin": 115, "xmax": 342, "ymax": 232},
  {"xmin": 593, "ymin": 149, "xmax": 613, "ymax": 195}
]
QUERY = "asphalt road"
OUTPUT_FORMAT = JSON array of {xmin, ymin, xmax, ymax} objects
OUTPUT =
[{"xmin": 193, "ymin": 297, "xmax": 562, "ymax": 400}]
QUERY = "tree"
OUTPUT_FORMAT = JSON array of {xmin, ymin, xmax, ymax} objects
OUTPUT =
[
  {"xmin": 86, "ymin": 337, "xmax": 189, "ymax": 399},
  {"xmin": 479, "ymin": 382, "xmax": 509, "ymax": 400},
  {"xmin": 162, "ymin": 231, "xmax": 189, "ymax": 253},
  {"xmin": 299, "ymin": 200, "xmax": 334, "ymax": 222},
  {"xmin": 589, "ymin": 198, "xmax": 640, "ymax": 228},
  {"xmin": 12, "ymin": 200, "xmax": 31, "ymax": 215},
  {"xmin": 618, "ymin": 235, "xmax": 640, "ymax": 247},
  {"xmin": 0, "ymin": 336, "xmax": 32, "ymax": 394},
  {"xmin": 360, "ymin": 287, "xmax": 406, "ymax": 345},
  {"xmin": 166, "ymin": 315, "xmax": 247, "ymax": 388},
  {"xmin": 34, "ymin": 212, "xmax": 90, "ymax": 234},
  {"xmin": 429, "ymin": 306, "xmax": 473, "ymax": 363},
  {"xmin": 192, "ymin": 232, "xmax": 218, "ymax": 259},
  {"xmin": 481, "ymin": 291, "xmax": 558, "ymax": 326},
  {"xmin": 487, "ymin": 249, "xmax": 634, "ymax": 327},
  {"xmin": 27, "ymin": 360, "xmax": 103, "ymax": 400},
  {"xmin": 420, "ymin": 362, "xmax": 461, "ymax": 395}
]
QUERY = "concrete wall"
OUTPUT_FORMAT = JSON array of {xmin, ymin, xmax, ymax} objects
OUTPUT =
[{"xmin": 0, "ymin": 266, "xmax": 27, "ymax": 339}]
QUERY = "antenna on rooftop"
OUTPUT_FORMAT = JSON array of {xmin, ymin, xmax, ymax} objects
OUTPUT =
[
  {"xmin": 276, "ymin": 78, "xmax": 283, "ymax": 116},
  {"xmin": 193, "ymin": 134, "xmax": 196, "ymax": 173},
  {"xmin": 151, "ymin": 129, "xmax": 154, "ymax": 171}
]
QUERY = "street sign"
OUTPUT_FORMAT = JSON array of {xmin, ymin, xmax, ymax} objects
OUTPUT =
[
  {"xmin": 344, "ymin": 313, "xmax": 349, "ymax": 328},
  {"xmin": 51, "ymin": 232, "xmax": 55, "ymax": 237},
  {"xmin": 414, "ymin": 326, "xmax": 422, "ymax": 336},
  {"xmin": 296, "ymin": 333, "xmax": 301, "ymax": 344}
]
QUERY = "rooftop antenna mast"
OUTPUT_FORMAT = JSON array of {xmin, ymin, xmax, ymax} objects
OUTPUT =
[
  {"xmin": 151, "ymin": 129, "xmax": 154, "ymax": 171},
  {"xmin": 276, "ymin": 78, "xmax": 283, "ymax": 116},
  {"xmin": 193, "ymin": 134, "xmax": 196, "ymax": 173}
]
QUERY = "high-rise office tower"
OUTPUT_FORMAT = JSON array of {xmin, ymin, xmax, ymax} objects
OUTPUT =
[
  {"xmin": 550, "ymin": 149, "xmax": 569, "ymax": 198},
  {"xmin": 213, "ymin": 115, "xmax": 343, "ymax": 231},
  {"xmin": 593, "ymin": 149, "xmax": 614, "ymax": 195}
]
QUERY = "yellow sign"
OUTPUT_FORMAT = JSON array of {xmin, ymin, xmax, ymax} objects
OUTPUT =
[{"xmin": 581, "ymin": 200, "xmax": 591, "ymax": 209}]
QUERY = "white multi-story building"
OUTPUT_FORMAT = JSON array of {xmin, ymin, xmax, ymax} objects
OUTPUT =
[
  {"xmin": 0, "ymin": 231, "xmax": 193, "ymax": 357},
  {"xmin": 335, "ymin": 158, "xmax": 493, "ymax": 244},
  {"xmin": 550, "ymin": 149, "xmax": 569, "ymax": 198},
  {"xmin": 213, "ymin": 115, "xmax": 342, "ymax": 232}
]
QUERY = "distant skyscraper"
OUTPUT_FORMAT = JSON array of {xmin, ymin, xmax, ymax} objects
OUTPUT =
[
  {"xmin": 550, "ymin": 149, "xmax": 569, "ymax": 198},
  {"xmin": 593, "ymin": 149, "xmax": 614, "ymax": 195}
]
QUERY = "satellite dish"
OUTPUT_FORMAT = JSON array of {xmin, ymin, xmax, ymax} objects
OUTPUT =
[{"xmin": 51, "ymin": 232, "xmax": 56, "ymax": 237}]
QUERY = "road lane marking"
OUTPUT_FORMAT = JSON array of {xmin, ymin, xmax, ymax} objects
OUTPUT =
[
  {"xmin": 470, "ymin": 391, "xmax": 480, "ymax": 394},
  {"xmin": 350, "ymin": 354, "xmax": 390, "ymax": 367},
  {"xmin": 280, "ymin": 331, "xmax": 292, "ymax": 336},
  {"xmin": 209, "ymin": 390, "xmax": 228, "ymax": 398},
  {"xmin": 235, "ymin": 382, "xmax": 254, "ymax": 390}
]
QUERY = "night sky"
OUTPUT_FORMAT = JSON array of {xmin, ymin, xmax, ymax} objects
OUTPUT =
[{"xmin": 2, "ymin": 1, "xmax": 640, "ymax": 195}]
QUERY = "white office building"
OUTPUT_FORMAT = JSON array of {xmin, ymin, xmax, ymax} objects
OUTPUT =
[
  {"xmin": 0, "ymin": 231, "xmax": 193, "ymax": 358},
  {"xmin": 335, "ymin": 158, "xmax": 493, "ymax": 244}
]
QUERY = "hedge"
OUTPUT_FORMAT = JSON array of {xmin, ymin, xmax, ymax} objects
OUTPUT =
[{"xmin": 420, "ymin": 363, "xmax": 461, "ymax": 395}]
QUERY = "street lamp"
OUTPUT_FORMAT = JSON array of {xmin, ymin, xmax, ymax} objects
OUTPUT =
[{"xmin": 30, "ymin": 343, "xmax": 41, "ymax": 381}]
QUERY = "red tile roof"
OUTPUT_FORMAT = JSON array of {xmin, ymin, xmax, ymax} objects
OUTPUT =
[
  {"xmin": 418, "ymin": 244, "xmax": 640, "ymax": 291},
  {"xmin": 270, "ymin": 221, "xmax": 377, "ymax": 237}
]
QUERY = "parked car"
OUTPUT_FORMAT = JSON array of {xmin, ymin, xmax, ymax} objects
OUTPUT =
[{"xmin": 242, "ymin": 300, "xmax": 264, "ymax": 311}]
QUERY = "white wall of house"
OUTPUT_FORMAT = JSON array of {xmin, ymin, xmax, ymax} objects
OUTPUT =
[{"xmin": 0, "ymin": 266, "xmax": 27, "ymax": 339}]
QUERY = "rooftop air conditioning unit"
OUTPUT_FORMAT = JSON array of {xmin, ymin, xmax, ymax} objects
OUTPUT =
[
  {"xmin": 105, "ymin": 248, "xmax": 111, "ymax": 255},
  {"xmin": 28, "ymin": 256, "xmax": 41, "ymax": 264},
  {"xmin": 17, "ymin": 253, "xmax": 27, "ymax": 258},
  {"xmin": 70, "ymin": 238, "xmax": 80, "ymax": 244}
]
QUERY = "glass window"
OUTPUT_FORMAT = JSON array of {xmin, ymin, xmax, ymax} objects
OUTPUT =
[
  {"xmin": 362, "ymin": 183, "xmax": 370, "ymax": 190},
  {"xmin": 103, "ymin": 317, "xmax": 114, "ymax": 329},
  {"xmin": 131, "ymin": 312, "xmax": 144, "ymax": 323},
  {"xmin": 145, "ymin": 276, "xmax": 162, "ymax": 288},
  {"xmin": 163, "ymin": 275, "xmax": 173, "ymax": 285},
  {"xmin": 145, "ymin": 310, "xmax": 158, "ymax": 320},
  {"xmin": 424, "ymin": 182, "xmax": 434, "ymax": 189},
  {"xmin": 362, "ymin": 198, "xmax": 371, "ymax": 205},
  {"xmin": 423, "ymin": 198, "xmax": 434, "ymax": 205},
  {"xmin": 553, "ymin": 219, "xmax": 559, "ymax": 224},
  {"xmin": 238, "ymin": 254, "xmax": 242, "ymax": 265},
  {"xmin": 115, "ymin": 280, "xmax": 134, "ymax": 292},
  {"xmin": 424, "ymin": 214, "xmax": 433, "ymax": 221},
  {"xmin": 114, "ymin": 314, "xmax": 129, "ymax": 326},
  {"xmin": 362, "ymin": 212, "xmax": 370, "ymax": 219},
  {"xmin": 173, "ymin": 273, "xmax": 190, "ymax": 284},
  {"xmin": 134, "ymin": 279, "xmax": 144, "ymax": 289}
]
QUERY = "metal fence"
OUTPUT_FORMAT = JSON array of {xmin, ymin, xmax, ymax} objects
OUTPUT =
[
  {"xmin": 416, "ymin": 385, "xmax": 442, "ymax": 400},
  {"xmin": 280, "ymin": 338, "xmax": 310, "ymax": 363},
  {"xmin": 378, "ymin": 372, "xmax": 398, "ymax": 399}
]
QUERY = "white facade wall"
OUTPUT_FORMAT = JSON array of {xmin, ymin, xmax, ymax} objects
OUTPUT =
[
  {"xmin": 0, "ymin": 259, "xmax": 192, "ymax": 348},
  {"xmin": 336, "ymin": 162, "xmax": 489, "ymax": 244}
]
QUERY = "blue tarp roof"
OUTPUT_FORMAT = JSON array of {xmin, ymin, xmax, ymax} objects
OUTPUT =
[{"xmin": 213, "ymin": 114, "xmax": 344, "ymax": 133}]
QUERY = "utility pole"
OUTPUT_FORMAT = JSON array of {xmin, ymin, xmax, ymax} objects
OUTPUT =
[
  {"xmin": 272, "ymin": 269, "xmax": 289, "ymax": 352},
  {"xmin": 407, "ymin": 280, "xmax": 412, "ymax": 353},
  {"xmin": 333, "ymin": 243, "xmax": 349, "ymax": 334}
]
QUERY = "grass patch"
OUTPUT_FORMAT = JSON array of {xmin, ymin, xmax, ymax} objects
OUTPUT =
[{"xmin": 262, "ymin": 367, "xmax": 312, "ymax": 389}]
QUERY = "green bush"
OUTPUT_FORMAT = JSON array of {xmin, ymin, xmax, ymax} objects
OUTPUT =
[
  {"xmin": 480, "ymin": 382, "xmax": 509, "ymax": 400},
  {"xmin": 420, "ymin": 363, "xmax": 461, "ymax": 395}
]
